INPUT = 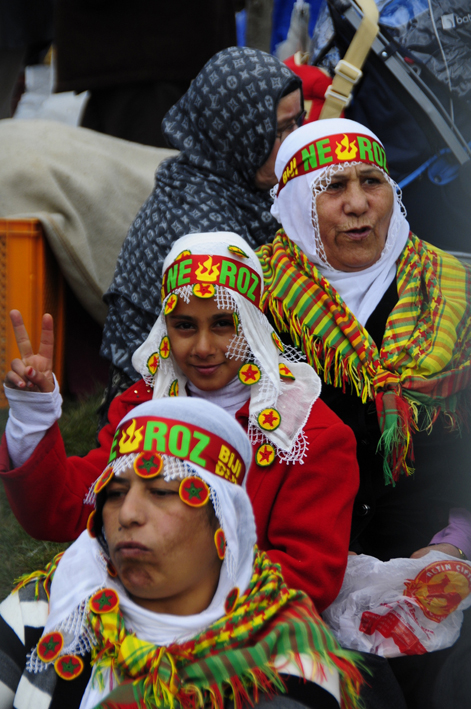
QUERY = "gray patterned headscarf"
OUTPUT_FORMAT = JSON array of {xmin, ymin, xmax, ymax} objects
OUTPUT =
[{"xmin": 101, "ymin": 47, "xmax": 301, "ymax": 379}]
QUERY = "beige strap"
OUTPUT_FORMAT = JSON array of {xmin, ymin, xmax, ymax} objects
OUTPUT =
[{"xmin": 319, "ymin": 0, "xmax": 379, "ymax": 119}]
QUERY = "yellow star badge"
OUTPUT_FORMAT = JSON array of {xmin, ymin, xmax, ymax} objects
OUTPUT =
[
  {"xmin": 233, "ymin": 312, "xmax": 240, "ymax": 335},
  {"xmin": 169, "ymin": 379, "xmax": 179, "ymax": 397},
  {"xmin": 228, "ymin": 245, "xmax": 248, "ymax": 258},
  {"xmin": 164, "ymin": 293, "xmax": 178, "ymax": 315},
  {"xmin": 193, "ymin": 283, "xmax": 215, "ymax": 299},
  {"xmin": 175, "ymin": 249, "xmax": 192, "ymax": 261},
  {"xmin": 255, "ymin": 443, "xmax": 276, "ymax": 466},
  {"xmin": 55, "ymin": 655, "xmax": 84, "ymax": 680},
  {"xmin": 279, "ymin": 363, "xmax": 295, "ymax": 380},
  {"xmin": 257, "ymin": 408, "xmax": 281, "ymax": 432},
  {"xmin": 94, "ymin": 466, "xmax": 114, "ymax": 494},
  {"xmin": 271, "ymin": 332, "xmax": 284, "ymax": 353},
  {"xmin": 146, "ymin": 352, "xmax": 160, "ymax": 375},
  {"xmin": 37, "ymin": 632, "xmax": 64, "ymax": 663},
  {"xmin": 238, "ymin": 363, "xmax": 261, "ymax": 385},
  {"xmin": 159, "ymin": 336, "xmax": 171, "ymax": 359},
  {"xmin": 87, "ymin": 510, "xmax": 96, "ymax": 538}
]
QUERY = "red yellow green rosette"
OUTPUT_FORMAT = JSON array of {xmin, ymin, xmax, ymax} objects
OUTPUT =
[
  {"xmin": 94, "ymin": 466, "xmax": 114, "ymax": 494},
  {"xmin": 55, "ymin": 654, "xmax": 84, "ymax": 680},
  {"xmin": 37, "ymin": 632, "xmax": 64, "ymax": 663},
  {"xmin": 133, "ymin": 451, "xmax": 163, "ymax": 478},
  {"xmin": 179, "ymin": 477, "xmax": 210, "ymax": 507},
  {"xmin": 214, "ymin": 528, "xmax": 226, "ymax": 560},
  {"xmin": 225, "ymin": 587, "xmax": 240, "ymax": 614},
  {"xmin": 89, "ymin": 588, "xmax": 119, "ymax": 615}
]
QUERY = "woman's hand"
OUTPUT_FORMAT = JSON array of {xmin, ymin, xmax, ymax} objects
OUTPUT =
[
  {"xmin": 4, "ymin": 310, "xmax": 55, "ymax": 393},
  {"xmin": 411, "ymin": 543, "xmax": 463, "ymax": 560}
]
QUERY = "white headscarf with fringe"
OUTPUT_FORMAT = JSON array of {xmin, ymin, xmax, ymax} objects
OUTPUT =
[
  {"xmin": 30, "ymin": 398, "xmax": 256, "ymax": 709},
  {"xmin": 132, "ymin": 232, "xmax": 321, "ymax": 465},
  {"xmin": 271, "ymin": 118, "xmax": 410, "ymax": 326}
]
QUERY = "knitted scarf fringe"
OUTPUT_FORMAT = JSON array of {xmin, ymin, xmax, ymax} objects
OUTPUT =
[
  {"xmin": 89, "ymin": 552, "xmax": 365, "ymax": 709},
  {"xmin": 12, "ymin": 552, "xmax": 65, "ymax": 601},
  {"xmin": 259, "ymin": 231, "xmax": 471, "ymax": 484}
]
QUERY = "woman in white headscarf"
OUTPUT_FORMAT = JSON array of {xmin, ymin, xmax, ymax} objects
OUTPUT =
[
  {"xmin": 257, "ymin": 116, "xmax": 471, "ymax": 709},
  {"xmin": 0, "ymin": 397, "xmax": 364, "ymax": 709},
  {"xmin": 258, "ymin": 117, "xmax": 471, "ymax": 568},
  {"xmin": 1, "ymin": 231, "xmax": 359, "ymax": 615}
]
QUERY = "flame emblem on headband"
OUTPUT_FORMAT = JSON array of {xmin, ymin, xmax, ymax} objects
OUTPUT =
[
  {"xmin": 195, "ymin": 256, "xmax": 220, "ymax": 282},
  {"xmin": 119, "ymin": 419, "xmax": 144, "ymax": 454},
  {"xmin": 335, "ymin": 134, "xmax": 358, "ymax": 161}
]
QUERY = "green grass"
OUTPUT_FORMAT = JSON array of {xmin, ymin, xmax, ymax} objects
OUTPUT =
[{"xmin": 0, "ymin": 392, "xmax": 102, "ymax": 600}]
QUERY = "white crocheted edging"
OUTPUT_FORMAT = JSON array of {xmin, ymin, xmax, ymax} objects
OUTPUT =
[{"xmin": 310, "ymin": 161, "xmax": 407, "ymax": 271}]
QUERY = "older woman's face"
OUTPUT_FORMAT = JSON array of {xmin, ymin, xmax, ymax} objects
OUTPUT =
[
  {"xmin": 103, "ymin": 469, "xmax": 221, "ymax": 615},
  {"xmin": 316, "ymin": 164, "xmax": 394, "ymax": 271},
  {"xmin": 254, "ymin": 89, "xmax": 302, "ymax": 190}
]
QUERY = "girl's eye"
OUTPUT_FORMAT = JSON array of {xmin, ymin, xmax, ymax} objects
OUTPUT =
[
  {"xmin": 173, "ymin": 321, "xmax": 195, "ymax": 330},
  {"xmin": 214, "ymin": 319, "xmax": 234, "ymax": 328}
]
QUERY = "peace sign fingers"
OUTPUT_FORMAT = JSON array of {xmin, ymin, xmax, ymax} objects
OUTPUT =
[{"xmin": 5, "ymin": 311, "xmax": 55, "ymax": 393}]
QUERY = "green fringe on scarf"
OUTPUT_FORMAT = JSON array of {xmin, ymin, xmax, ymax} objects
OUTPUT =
[
  {"xmin": 89, "ymin": 550, "xmax": 365, "ymax": 709},
  {"xmin": 257, "ymin": 230, "xmax": 471, "ymax": 483},
  {"xmin": 13, "ymin": 552, "xmax": 65, "ymax": 601}
]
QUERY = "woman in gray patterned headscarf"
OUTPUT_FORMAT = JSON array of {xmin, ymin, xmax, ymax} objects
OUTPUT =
[{"xmin": 100, "ymin": 46, "xmax": 302, "ymax": 395}]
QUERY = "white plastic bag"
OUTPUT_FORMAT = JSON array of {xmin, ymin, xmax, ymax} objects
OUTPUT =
[{"xmin": 323, "ymin": 552, "xmax": 471, "ymax": 657}]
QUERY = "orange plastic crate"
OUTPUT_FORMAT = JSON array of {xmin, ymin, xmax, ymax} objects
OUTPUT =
[{"xmin": 0, "ymin": 219, "xmax": 65, "ymax": 407}]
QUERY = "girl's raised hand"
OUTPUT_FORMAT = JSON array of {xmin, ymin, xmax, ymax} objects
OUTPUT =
[{"xmin": 4, "ymin": 310, "xmax": 55, "ymax": 393}]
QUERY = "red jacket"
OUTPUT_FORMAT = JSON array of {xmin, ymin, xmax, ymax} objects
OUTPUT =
[{"xmin": 0, "ymin": 380, "xmax": 358, "ymax": 612}]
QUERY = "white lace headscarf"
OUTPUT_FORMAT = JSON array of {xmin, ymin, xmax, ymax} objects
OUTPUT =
[
  {"xmin": 271, "ymin": 118, "xmax": 410, "ymax": 326},
  {"xmin": 132, "ymin": 232, "xmax": 321, "ymax": 464},
  {"xmin": 31, "ymin": 398, "xmax": 256, "ymax": 709}
]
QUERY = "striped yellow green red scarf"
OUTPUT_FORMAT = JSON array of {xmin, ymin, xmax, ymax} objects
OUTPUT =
[
  {"xmin": 89, "ymin": 551, "xmax": 363, "ymax": 709},
  {"xmin": 257, "ymin": 230, "xmax": 471, "ymax": 483}
]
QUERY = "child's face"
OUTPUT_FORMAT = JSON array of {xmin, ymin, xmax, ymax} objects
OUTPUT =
[{"xmin": 166, "ymin": 296, "xmax": 242, "ymax": 391}]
